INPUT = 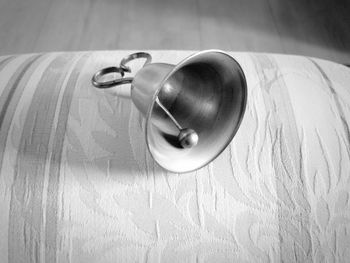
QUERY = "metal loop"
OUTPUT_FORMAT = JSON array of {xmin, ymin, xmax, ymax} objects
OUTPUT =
[
  {"xmin": 92, "ymin": 52, "xmax": 152, "ymax": 89},
  {"xmin": 92, "ymin": 66, "xmax": 133, "ymax": 89},
  {"xmin": 119, "ymin": 52, "xmax": 152, "ymax": 73}
]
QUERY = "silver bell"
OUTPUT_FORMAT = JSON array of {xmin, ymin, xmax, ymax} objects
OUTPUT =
[{"xmin": 92, "ymin": 50, "xmax": 247, "ymax": 173}]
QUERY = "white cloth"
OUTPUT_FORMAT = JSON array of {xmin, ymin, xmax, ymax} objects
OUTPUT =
[{"xmin": 0, "ymin": 51, "xmax": 349, "ymax": 263}]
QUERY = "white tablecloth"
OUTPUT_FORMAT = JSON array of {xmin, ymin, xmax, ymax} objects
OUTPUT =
[{"xmin": 0, "ymin": 51, "xmax": 349, "ymax": 263}]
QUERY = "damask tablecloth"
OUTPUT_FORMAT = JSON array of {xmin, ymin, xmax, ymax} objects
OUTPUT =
[{"xmin": 0, "ymin": 50, "xmax": 350, "ymax": 263}]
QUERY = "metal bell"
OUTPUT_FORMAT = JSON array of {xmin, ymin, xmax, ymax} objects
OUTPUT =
[{"xmin": 92, "ymin": 50, "xmax": 247, "ymax": 173}]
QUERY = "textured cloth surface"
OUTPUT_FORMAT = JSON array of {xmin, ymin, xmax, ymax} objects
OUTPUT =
[{"xmin": 0, "ymin": 51, "xmax": 350, "ymax": 263}]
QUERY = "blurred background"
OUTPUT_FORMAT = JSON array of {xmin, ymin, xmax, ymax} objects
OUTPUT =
[{"xmin": 0, "ymin": 0, "xmax": 349, "ymax": 64}]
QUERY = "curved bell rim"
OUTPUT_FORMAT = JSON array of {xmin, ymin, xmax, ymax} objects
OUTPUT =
[{"xmin": 145, "ymin": 49, "xmax": 248, "ymax": 173}]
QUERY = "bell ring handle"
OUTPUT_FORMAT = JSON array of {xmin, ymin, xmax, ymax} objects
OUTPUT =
[
  {"xmin": 91, "ymin": 67, "xmax": 132, "ymax": 89},
  {"xmin": 92, "ymin": 52, "xmax": 152, "ymax": 89},
  {"xmin": 119, "ymin": 52, "xmax": 152, "ymax": 72}
]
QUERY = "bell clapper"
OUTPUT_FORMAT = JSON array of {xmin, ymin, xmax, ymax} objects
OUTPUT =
[
  {"xmin": 155, "ymin": 97, "xmax": 198, "ymax": 148},
  {"xmin": 177, "ymin": 128, "xmax": 199, "ymax": 149}
]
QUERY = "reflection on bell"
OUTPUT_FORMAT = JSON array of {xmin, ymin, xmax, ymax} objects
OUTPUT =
[{"xmin": 92, "ymin": 50, "xmax": 247, "ymax": 173}]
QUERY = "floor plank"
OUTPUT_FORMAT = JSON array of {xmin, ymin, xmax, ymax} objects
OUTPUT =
[
  {"xmin": 268, "ymin": 0, "xmax": 350, "ymax": 63},
  {"xmin": 0, "ymin": 0, "xmax": 348, "ymax": 64}
]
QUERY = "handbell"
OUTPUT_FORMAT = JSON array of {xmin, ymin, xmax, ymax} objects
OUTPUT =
[{"xmin": 92, "ymin": 50, "xmax": 247, "ymax": 173}]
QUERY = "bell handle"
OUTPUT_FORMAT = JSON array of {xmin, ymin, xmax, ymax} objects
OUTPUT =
[
  {"xmin": 92, "ymin": 66, "xmax": 133, "ymax": 89},
  {"xmin": 92, "ymin": 52, "xmax": 152, "ymax": 89},
  {"xmin": 119, "ymin": 52, "xmax": 152, "ymax": 72}
]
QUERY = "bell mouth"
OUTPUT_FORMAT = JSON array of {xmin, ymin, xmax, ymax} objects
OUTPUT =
[{"xmin": 145, "ymin": 50, "xmax": 247, "ymax": 173}]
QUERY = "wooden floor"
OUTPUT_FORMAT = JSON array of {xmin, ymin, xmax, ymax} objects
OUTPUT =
[{"xmin": 0, "ymin": 0, "xmax": 349, "ymax": 64}]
